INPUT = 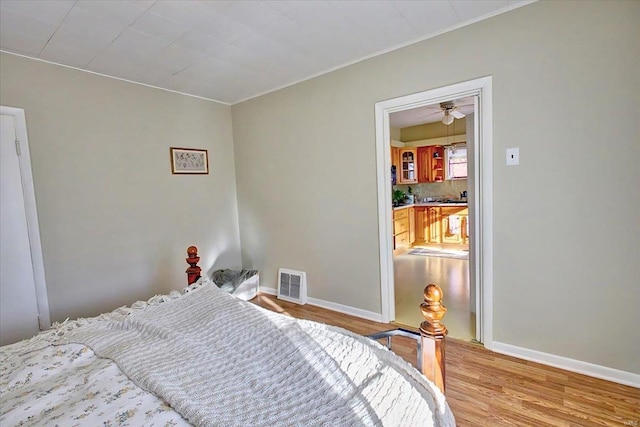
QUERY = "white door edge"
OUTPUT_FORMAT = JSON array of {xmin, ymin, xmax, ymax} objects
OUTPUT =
[
  {"xmin": 1, "ymin": 106, "xmax": 51, "ymax": 330},
  {"xmin": 374, "ymin": 76, "xmax": 493, "ymax": 349}
]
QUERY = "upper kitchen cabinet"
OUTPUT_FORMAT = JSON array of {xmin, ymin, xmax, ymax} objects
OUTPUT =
[
  {"xmin": 398, "ymin": 148, "xmax": 417, "ymax": 184},
  {"xmin": 417, "ymin": 147, "xmax": 429, "ymax": 183},
  {"xmin": 430, "ymin": 146, "xmax": 445, "ymax": 182},
  {"xmin": 391, "ymin": 147, "xmax": 400, "ymax": 173},
  {"xmin": 417, "ymin": 145, "xmax": 445, "ymax": 183}
]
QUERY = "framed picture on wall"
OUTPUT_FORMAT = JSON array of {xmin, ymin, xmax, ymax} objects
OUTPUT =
[{"xmin": 170, "ymin": 147, "xmax": 209, "ymax": 174}]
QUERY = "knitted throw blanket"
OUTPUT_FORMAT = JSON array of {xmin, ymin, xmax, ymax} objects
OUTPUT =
[{"xmin": 58, "ymin": 279, "xmax": 454, "ymax": 427}]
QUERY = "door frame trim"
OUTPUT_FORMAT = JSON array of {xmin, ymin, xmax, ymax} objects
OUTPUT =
[
  {"xmin": 374, "ymin": 76, "xmax": 493, "ymax": 348},
  {"xmin": 1, "ymin": 105, "xmax": 51, "ymax": 329}
]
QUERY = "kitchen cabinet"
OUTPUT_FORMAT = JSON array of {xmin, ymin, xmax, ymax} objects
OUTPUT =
[
  {"xmin": 417, "ymin": 146, "xmax": 445, "ymax": 183},
  {"xmin": 462, "ymin": 215, "xmax": 469, "ymax": 245},
  {"xmin": 408, "ymin": 207, "xmax": 415, "ymax": 244},
  {"xmin": 441, "ymin": 215, "xmax": 461, "ymax": 243},
  {"xmin": 429, "ymin": 146, "xmax": 445, "ymax": 183},
  {"xmin": 414, "ymin": 206, "xmax": 429, "ymax": 245},
  {"xmin": 440, "ymin": 207, "xmax": 469, "ymax": 245},
  {"xmin": 429, "ymin": 145, "xmax": 444, "ymax": 182},
  {"xmin": 427, "ymin": 207, "xmax": 442, "ymax": 243},
  {"xmin": 417, "ymin": 147, "xmax": 429, "ymax": 183},
  {"xmin": 392, "ymin": 207, "xmax": 414, "ymax": 254},
  {"xmin": 406, "ymin": 205, "xmax": 469, "ymax": 249},
  {"xmin": 398, "ymin": 148, "xmax": 417, "ymax": 184},
  {"xmin": 391, "ymin": 147, "xmax": 400, "ymax": 173}
]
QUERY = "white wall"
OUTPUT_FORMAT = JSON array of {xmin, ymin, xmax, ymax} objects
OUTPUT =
[
  {"xmin": 232, "ymin": 1, "xmax": 640, "ymax": 374},
  {"xmin": 0, "ymin": 53, "xmax": 242, "ymax": 322}
]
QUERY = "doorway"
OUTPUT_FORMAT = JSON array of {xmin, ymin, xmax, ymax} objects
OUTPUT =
[
  {"xmin": 0, "ymin": 106, "xmax": 50, "ymax": 345},
  {"xmin": 391, "ymin": 101, "xmax": 473, "ymax": 341},
  {"xmin": 374, "ymin": 77, "xmax": 494, "ymax": 348}
]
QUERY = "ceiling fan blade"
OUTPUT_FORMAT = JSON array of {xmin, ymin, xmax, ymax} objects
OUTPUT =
[{"xmin": 451, "ymin": 110, "xmax": 466, "ymax": 119}]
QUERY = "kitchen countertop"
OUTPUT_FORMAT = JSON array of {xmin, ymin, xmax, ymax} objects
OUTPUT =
[{"xmin": 393, "ymin": 202, "xmax": 468, "ymax": 210}]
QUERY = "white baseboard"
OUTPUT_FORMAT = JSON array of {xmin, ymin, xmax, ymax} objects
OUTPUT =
[
  {"xmin": 258, "ymin": 286, "xmax": 383, "ymax": 323},
  {"xmin": 492, "ymin": 341, "xmax": 640, "ymax": 388}
]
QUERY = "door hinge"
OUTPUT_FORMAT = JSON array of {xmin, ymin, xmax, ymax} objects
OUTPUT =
[
  {"xmin": 15, "ymin": 138, "xmax": 21, "ymax": 156},
  {"xmin": 38, "ymin": 316, "xmax": 44, "ymax": 331}
]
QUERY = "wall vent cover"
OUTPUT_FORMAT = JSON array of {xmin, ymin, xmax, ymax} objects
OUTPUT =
[{"xmin": 277, "ymin": 268, "xmax": 307, "ymax": 305}]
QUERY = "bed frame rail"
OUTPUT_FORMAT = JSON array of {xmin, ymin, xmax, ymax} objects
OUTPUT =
[{"xmin": 367, "ymin": 327, "xmax": 424, "ymax": 369}]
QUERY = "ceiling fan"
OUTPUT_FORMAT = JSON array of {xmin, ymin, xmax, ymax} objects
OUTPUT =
[
  {"xmin": 419, "ymin": 100, "xmax": 472, "ymax": 125},
  {"xmin": 439, "ymin": 101, "xmax": 466, "ymax": 125}
]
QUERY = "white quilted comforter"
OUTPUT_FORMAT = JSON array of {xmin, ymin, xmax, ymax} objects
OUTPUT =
[{"xmin": 1, "ymin": 278, "xmax": 454, "ymax": 426}]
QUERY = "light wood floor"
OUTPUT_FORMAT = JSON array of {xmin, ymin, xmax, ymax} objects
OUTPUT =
[
  {"xmin": 394, "ymin": 250, "xmax": 474, "ymax": 341},
  {"xmin": 251, "ymin": 293, "xmax": 640, "ymax": 427}
]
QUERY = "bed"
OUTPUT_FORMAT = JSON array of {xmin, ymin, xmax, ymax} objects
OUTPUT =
[{"xmin": 0, "ymin": 247, "xmax": 455, "ymax": 426}]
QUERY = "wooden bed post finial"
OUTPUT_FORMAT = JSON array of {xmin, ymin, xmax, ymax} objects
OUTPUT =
[
  {"xmin": 419, "ymin": 283, "xmax": 448, "ymax": 394},
  {"xmin": 420, "ymin": 284, "xmax": 448, "ymax": 337},
  {"xmin": 185, "ymin": 246, "xmax": 201, "ymax": 285}
]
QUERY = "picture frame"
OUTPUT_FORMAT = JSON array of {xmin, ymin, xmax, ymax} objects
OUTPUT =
[{"xmin": 170, "ymin": 147, "xmax": 209, "ymax": 174}]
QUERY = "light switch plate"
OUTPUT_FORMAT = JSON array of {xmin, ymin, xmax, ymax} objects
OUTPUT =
[{"xmin": 506, "ymin": 148, "xmax": 519, "ymax": 166}]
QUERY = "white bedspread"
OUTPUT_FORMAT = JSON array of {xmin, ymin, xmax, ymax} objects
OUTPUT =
[{"xmin": 2, "ymin": 278, "xmax": 455, "ymax": 426}]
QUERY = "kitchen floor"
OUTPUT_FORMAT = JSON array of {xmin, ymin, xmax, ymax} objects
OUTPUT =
[{"xmin": 393, "ymin": 249, "xmax": 475, "ymax": 341}]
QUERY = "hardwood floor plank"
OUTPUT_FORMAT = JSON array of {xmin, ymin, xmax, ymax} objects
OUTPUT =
[
  {"xmin": 250, "ymin": 293, "xmax": 640, "ymax": 427},
  {"xmin": 488, "ymin": 403, "xmax": 565, "ymax": 427}
]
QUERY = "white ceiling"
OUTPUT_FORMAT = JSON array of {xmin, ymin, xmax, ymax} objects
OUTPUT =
[{"xmin": 0, "ymin": 0, "xmax": 528, "ymax": 105}]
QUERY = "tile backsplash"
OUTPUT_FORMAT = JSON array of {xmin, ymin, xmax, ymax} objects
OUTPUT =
[{"xmin": 395, "ymin": 180, "xmax": 467, "ymax": 201}]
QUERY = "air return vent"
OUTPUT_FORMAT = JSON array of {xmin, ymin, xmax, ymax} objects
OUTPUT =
[{"xmin": 277, "ymin": 268, "xmax": 307, "ymax": 305}]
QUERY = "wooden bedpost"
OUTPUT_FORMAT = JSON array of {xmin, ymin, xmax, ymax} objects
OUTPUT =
[
  {"xmin": 419, "ymin": 284, "xmax": 448, "ymax": 394},
  {"xmin": 185, "ymin": 246, "xmax": 201, "ymax": 285}
]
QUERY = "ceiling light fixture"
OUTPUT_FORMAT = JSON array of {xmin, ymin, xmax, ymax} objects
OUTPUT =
[{"xmin": 442, "ymin": 111, "xmax": 454, "ymax": 125}]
